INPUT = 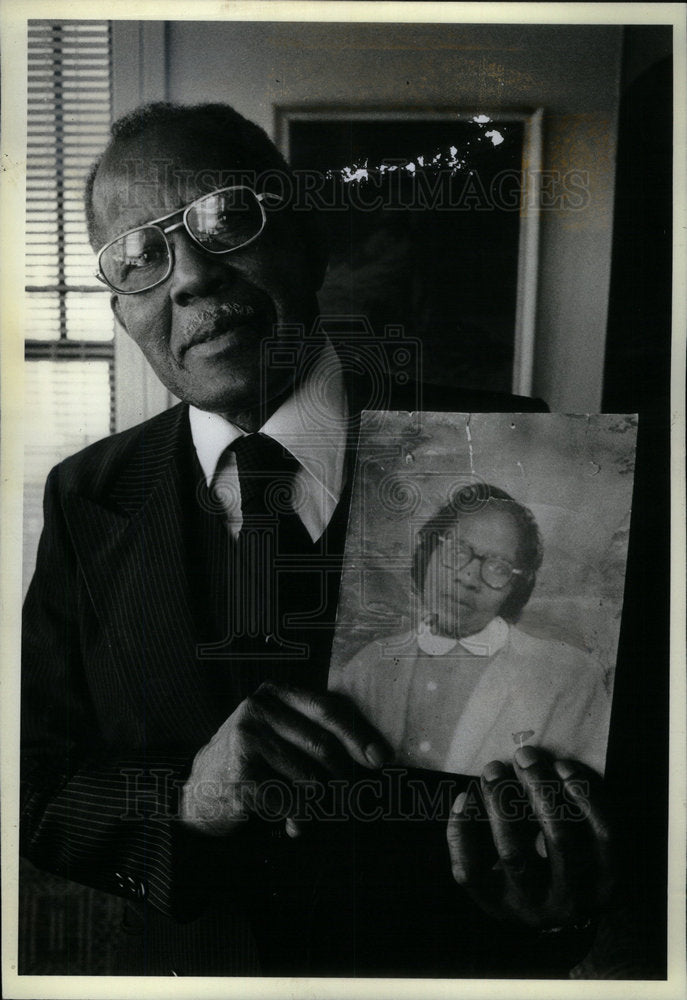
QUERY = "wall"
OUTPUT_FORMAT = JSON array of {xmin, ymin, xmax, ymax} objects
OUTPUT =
[{"xmin": 165, "ymin": 21, "xmax": 623, "ymax": 411}]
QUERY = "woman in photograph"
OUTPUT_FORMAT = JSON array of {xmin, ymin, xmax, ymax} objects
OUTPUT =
[{"xmin": 332, "ymin": 483, "xmax": 610, "ymax": 776}]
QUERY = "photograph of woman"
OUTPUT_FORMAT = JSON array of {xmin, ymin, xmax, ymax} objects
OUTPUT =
[
  {"xmin": 332, "ymin": 482, "xmax": 610, "ymax": 776},
  {"xmin": 329, "ymin": 410, "xmax": 637, "ymax": 781}
]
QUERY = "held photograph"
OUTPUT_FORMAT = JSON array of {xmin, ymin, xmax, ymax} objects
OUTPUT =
[{"xmin": 330, "ymin": 411, "xmax": 636, "ymax": 778}]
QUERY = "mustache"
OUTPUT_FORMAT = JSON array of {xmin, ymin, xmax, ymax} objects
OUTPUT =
[{"xmin": 182, "ymin": 302, "xmax": 258, "ymax": 351}]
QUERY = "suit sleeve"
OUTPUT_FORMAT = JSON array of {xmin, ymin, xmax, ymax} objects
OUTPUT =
[{"xmin": 20, "ymin": 467, "xmax": 244, "ymax": 920}]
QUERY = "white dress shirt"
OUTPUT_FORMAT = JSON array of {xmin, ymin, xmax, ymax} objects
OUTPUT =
[{"xmin": 189, "ymin": 341, "xmax": 348, "ymax": 541}]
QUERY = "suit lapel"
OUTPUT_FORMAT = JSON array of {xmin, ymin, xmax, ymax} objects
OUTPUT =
[{"xmin": 65, "ymin": 405, "xmax": 220, "ymax": 741}]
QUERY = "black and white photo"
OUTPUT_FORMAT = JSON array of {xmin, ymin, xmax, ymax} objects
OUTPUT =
[
  {"xmin": 0, "ymin": 4, "xmax": 682, "ymax": 994},
  {"xmin": 330, "ymin": 412, "xmax": 636, "ymax": 777}
]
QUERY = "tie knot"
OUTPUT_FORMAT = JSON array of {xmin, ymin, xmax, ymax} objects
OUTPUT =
[
  {"xmin": 230, "ymin": 433, "xmax": 300, "ymax": 517},
  {"xmin": 231, "ymin": 433, "xmax": 297, "ymax": 475}
]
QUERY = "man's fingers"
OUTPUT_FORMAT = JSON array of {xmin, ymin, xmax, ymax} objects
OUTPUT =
[
  {"xmin": 247, "ymin": 686, "xmax": 354, "ymax": 778},
  {"xmin": 446, "ymin": 752, "xmax": 616, "ymax": 930},
  {"xmin": 246, "ymin": 752, "xmax": 318, "ymax": 833},
  {"xmin": 255, "ymin": 682, "xmax": 392, "ymax": 769},
  {"xmin": 513, "ymin": 748, "xmax": 600, "ymax": 909},
  {"xmin": 480, "ymin": 760, "xmax": 540, "ymax": 895},
  {"xmin": 236, "ymin": 754, "xmax": 314, "ymax": 836},
  {"xmin": 446, "ymin": 786, "xmax": 493, "ymax": 886},
  {"xmin": 554, "ymin": 758, "xmax": 616, "ymax": 904},
  {"xmin": 553, "ymin": 758, "xmax": 612, "ymax": 857}
]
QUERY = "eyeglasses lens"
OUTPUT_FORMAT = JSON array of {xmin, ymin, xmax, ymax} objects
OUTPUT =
[
  {"xmin": 100, "ymin": 227, "xmax": 169, "ymax": 293},
  {"xmin": 187, "ymin": 188, "xmax": 264, "ymax": 251},
  {"xmin": 441, "ymin": 538, "xmax": 513, "ymax": 590},
  {"xmin": 481, "ymin": 558, "xmax": 512, "ymax": 589}
]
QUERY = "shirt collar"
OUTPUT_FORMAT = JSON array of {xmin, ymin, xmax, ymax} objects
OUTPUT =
[
  {"xmin": 417, "ymin": 616, "xmax": 510, "ymax": 657},
  {"xmin": 189, "ymin": 339, "xmax": 348, "ymax": 505}
]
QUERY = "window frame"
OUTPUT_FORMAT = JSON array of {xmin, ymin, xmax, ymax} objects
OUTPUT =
[{"xmin": 110, "ymin": 20, "xmax": 172, "ymax": 431}]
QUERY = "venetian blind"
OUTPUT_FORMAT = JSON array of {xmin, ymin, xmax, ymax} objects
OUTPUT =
[{"xmin": 24, "ymin": 20, "xmax": 115, "ymax": 597}]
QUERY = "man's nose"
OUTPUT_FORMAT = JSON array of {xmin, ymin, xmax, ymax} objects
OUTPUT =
[{"xmin": 168, "ymin": 231, "xmax": 228, "ymax": 306}]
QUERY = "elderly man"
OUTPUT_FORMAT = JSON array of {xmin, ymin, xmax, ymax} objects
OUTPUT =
[{"xmin": 21, "ymin": 102, "xmax": 634, "ymax": 977}]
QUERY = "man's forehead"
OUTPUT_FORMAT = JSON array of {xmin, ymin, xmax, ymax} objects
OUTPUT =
[
  {"xmin": 91, "ymin": 135, "xmax": 251, "ymax": 239},
  {"xmin": 93, "ymin": 160, "xmax": 174, "ymax": 229}
]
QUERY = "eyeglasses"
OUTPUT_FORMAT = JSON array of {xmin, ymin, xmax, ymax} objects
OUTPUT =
[
  {"xmin": 95, "ymin": 186, "xmax": 280, "ymax": 295},
  {"xmin": 438, "ymin": 535, "xmax": 524, "ymax": 591}
]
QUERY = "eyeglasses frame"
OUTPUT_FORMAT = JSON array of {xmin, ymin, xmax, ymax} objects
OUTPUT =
[
  {"xmin": 94, "ymin": 185, "xmax": 278, "ymax": 295},
  {"xmin": 437, "ymin": 534, "xmax": 525, "ymax": 591}
]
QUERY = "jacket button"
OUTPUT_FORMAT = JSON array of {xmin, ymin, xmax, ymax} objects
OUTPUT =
[{"xmin": 114, "ymin": 871, "xmax": 146, "ymax": 899}]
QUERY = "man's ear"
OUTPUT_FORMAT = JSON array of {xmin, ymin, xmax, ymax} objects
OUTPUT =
[{"xmin": 110, "ymin": 294, "xmax": 128, "ymax": 334}]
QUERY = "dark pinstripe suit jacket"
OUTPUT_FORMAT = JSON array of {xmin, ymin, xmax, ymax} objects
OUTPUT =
[{"xmin": 20, "ymin": 379, "xmax": 571, "ymax": 976}]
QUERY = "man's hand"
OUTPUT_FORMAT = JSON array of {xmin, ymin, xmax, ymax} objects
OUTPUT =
[
  {"xmin": 181, "ymin": 681, "xmax": 391, "ymax": 837},
  {"xmin": 446, "ymin": 747, "xmax": 616, "ymax": 929}
]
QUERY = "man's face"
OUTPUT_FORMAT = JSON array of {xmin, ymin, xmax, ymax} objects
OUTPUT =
[
  {"xmin": 423, "ymin": 507, "xmax": 520, "ymax": 638},
  {"xmin": 91, "ymin": 132, "xmax": 321, "ymax": 419}
]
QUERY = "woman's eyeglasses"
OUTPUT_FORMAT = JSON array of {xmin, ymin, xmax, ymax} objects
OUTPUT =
[{"xmin": 438, "ymin": 535, "xmax": 524, "ymax": 590}]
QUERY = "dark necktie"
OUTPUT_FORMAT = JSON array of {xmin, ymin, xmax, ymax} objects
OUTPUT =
[
  {"xmin": 232, "ymin": 433, "xmax": 314, "ymax": 551},
  {"xmin": 229, "ymin": 433, "xmax": 315, "ymax": 646}
]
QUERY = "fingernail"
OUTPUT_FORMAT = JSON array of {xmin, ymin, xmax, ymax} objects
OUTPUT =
[
  {"xmin": 451, "ymin": 792, "xmax": 467, "ymax": 815},
  {"xmin": 482, "ymin": 760, "xmax": 506, "ymax": 783},
  {"xmin": 365, "ymin": 743, "xmax": 389, "ymax": 768},
  {"xmin": 554, "ymin": 759, "xmax": 576, "ymax": 781},
  {"xmin": 285, "ymin": 817, "xmax": 301, "ymax": 838},
  {"xmin": 514, "ymin": 745, "xmax": 539, "ymax": 769},
  {"xmin": 535, "ymin": 831, "xmax": 548, "ymax": 858}
]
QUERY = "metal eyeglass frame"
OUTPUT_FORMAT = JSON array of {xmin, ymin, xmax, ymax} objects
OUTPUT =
[
  {"xmin": 438, "ymin": 535, "xmax": 525, "ymax": 590},
  {"xmin": 94, "ymin": 185, "xmax": 279, "ymax": 295}
]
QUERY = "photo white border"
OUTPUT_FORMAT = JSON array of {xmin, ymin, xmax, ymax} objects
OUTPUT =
[{"xmin": 1, "ymin": 3, "xmax": 685, "ymax": 998}]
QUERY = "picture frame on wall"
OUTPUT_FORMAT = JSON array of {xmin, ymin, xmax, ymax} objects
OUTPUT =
[{"xmin": 277, "ymin": 105, "xmax": 543, "ymax": 396}]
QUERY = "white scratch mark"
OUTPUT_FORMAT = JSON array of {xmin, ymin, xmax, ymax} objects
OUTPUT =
[
  {"xmin": 340, "ymin": 163, "xmax": 369, "ymax": 183},
  {"xmin": 516, "ymin": 460, "xmax": 525, "ymax": 480},
  {"xmin": 485, "ymin": 130, "xmax": 504, "ymax": 146},
  {"xmin": 465, "ymin": 414, "xmax": 474, "ymax": 474},
  {"xmin": 326, "ymin": 131, "xmax": 504, "ymax": 184},
  {"xmin": 473, "ymin": 114, "xmax": 491, "ymax": 124}
]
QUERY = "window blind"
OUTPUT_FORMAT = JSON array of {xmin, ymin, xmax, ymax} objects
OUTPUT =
[
  {"xmin": 26, "ymin": 20, "xmax": 114, "ymax": 343},
  {"xmin": 24, "ymin": 20, "xmax": 115, "ymax": 597}
]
